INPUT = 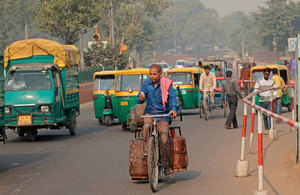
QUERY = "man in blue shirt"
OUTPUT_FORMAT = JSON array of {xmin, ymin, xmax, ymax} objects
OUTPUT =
[{"xmin": 137, "ymin": 64, "xmax": 177, "ymax": 178}]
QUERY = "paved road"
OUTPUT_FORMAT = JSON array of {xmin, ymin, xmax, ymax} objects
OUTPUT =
[{"xmin": 0, "ymin": 101, "xmax": 297, "ymax": 195}]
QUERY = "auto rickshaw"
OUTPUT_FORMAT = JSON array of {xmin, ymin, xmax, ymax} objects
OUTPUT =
[
  {"xmin": 185, "ymin": 57, "xmax": 198, "ymax": 67},
  {"xmin": 167, "ymin": 67, "xmax": 202, "ymax": 120},
  {"xmin": 114, "ymin": 68, "xmax": 149, "ymax": 130},
  {"xmin": 200, "ymin": 59, "xmax": 227, "ymax": 77},
  {"xmin": 0, "ymin": 53, "xmax": 6, "ymax": 143},
  {"xmin": 250, "ymin": 64, "xmax": 292, "ymax": 111},
  {"xmin": 93, "ymin": 71, "xmax": 118, "ymax": 126}
]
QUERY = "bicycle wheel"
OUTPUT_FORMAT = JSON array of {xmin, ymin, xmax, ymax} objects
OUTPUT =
[
  {"xmin": 199, "ymin": 100, "xmax": 203, "ymax": 118},
  {"xmin": 204, "ymin": 98, "xmax": 209, "ymax": 120},
  {"xmin": 148, "ymin": 136, "xmax": 159, "ymax": 192}
]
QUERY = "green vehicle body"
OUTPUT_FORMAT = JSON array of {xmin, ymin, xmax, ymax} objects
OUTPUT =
[
  {"xmin": 167, "ymin": 67, "xmax": 201, "ymax": 110},
  {"xmin": 114, "ymin": 69, "xmax": 149, "ymax": 129},
  {"xmin": 4, "ymin": 54, "xmax": 80, "ymax": 138},
  {"xmin": 93, "ymin": 94, "xmax": 117, "ymax": 119},
  {"xmin": 0, "ymin": 53, "xmax": 6, "ymax": 143}
]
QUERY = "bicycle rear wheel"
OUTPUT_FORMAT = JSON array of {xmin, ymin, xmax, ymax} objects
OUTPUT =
[{"xmin": 148, "ymin": 136, "xmax": 159, "ymax": 192}]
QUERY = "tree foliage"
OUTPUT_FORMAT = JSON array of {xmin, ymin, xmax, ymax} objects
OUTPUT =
[
  {"xmin": 35, "ymin": 0, "xmax": 100, "ymax": 44},
  {"xmin": 253, "ymin": 0, "xmax": 300, "ymax": 52},
  {"xmin": 84, "ymin": 43, "xmax": 128, "ymax": 70}
]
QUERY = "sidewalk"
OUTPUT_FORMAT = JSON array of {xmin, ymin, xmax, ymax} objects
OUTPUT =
[{"xmin": 241, "ymin": 110, "xmax": 300, "ymax": 194}]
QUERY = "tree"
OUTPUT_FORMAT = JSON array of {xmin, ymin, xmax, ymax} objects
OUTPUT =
[
  {"xmin": 35, "ymin": 0, "xmax": 100, "ymax": 44},
  {"xmin": 84, "ymin": 43, "xmax": 128, "ymax": 70},
  {"xmin": 253, "ymin": 0, "xmax": 300, "ymax": 52}
]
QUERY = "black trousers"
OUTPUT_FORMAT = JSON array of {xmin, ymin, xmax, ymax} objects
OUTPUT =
[{"xmin": 225, "ymin": 95, "xmax": 238, "ymax": 128}]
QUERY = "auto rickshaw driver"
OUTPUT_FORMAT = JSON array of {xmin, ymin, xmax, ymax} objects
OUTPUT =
[{"xmin": 137, "ymin": 64, "xmax": 177, "ymax": 178}]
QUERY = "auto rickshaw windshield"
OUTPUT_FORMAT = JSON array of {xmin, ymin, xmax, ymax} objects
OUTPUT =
[
  {"xmin": 94, "ymin": 75, "xmax": 115, "ymax": 90},
  {"xmin": 168, "ymin": 72, "xmax": 193, "ymax": 85},
  {"xmin": 251, "ymin": 70, "xmax": 273, "ymax": 84},
  {"xmin": 116, "ymin": 74, "xmax": 148, "ymax": 91},
  {"xmin": 5, "ymin": 70, "xmax": 51, "ymax": 91}
]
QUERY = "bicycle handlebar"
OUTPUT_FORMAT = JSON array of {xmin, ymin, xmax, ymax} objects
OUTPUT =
[{"xmin": 139, "ymin": 113, "xmax": 172, "ymax": 118}]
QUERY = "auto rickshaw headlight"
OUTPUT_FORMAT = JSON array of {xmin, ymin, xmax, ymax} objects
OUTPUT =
[
  {"xmin": 40, "ymin": 105, "xmax": 50, "ymax": 113},
  {"xmin": 5, "ymin": 107, "xmax": 11, "ymax": 114},
  {"xmin": 128, "ymin": 87, "xmax": 133, "ymax": 93}
]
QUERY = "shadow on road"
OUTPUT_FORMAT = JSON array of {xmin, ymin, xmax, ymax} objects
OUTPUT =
[{"xmin": 0, "ymin": 153, "xmax": 50, "ymax": 173}]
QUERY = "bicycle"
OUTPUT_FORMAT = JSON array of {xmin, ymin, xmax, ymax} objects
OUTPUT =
[
  {"xmin": 199, "ymin": 89, "xmax": 213, "ymax": 120},
  {"xmin": 139, "ymin": 113, "xmax": 172, "ymax": 192}
]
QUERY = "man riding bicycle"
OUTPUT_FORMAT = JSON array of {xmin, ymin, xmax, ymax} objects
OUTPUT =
[
  {"xmin": 200, "ymin": 65, "xmax": 216, "ymax": 107},
  {"xmin": 137, "ymin": 64, "xmax": 177, "ymax": 178}
]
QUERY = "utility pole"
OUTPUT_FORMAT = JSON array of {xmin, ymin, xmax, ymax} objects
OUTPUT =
[
  {"xmin": 111, "ymin": 1, "xmax": 115, "ymax": 46},
  {"xmin": 173, "ymin": 7, "xmax": 177, "ymax": 53},
  {"xmin": 79, "ymin": 32, "xmax": 84, "ymax": 70},
  {"xmin": 286, "ymin": 0, "xmax": 290, "ymax": 5},
  {"xmin": 241, "ymin": 16, "xmax": 245, "ymax": 59}
]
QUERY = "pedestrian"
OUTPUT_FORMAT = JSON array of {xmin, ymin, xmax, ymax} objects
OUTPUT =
[
  {"xmin": 209, "ymin": 64, "xmax": 216, "ymax": 74},
  {"xmin": 200, "ymin": 65, "xmax": 216, "ymax": 107},
  {"xmin": 271, "ymin": 68, "xmax": 286, "ymax": 123},
  {"xmin": 137, "ymin": 64, "xmax": 177, "ymax": 178},
  {"xmin": 222, "ymin": 70, "xmax": 243, "ymax": 129},
  {"xmin": 254, "ymin": 68, "xmax": 277, "ymax": 135},
  {"xmin": 240, "ymin": 64, "xmax": 250, "ymax": 96}
]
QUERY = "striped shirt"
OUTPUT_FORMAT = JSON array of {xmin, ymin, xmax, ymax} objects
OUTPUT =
[{"xmin": 254, "ymin": 78, "xmax": 277, "ymax": 102}]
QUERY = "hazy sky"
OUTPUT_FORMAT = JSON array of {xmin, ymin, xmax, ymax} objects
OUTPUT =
[{"xmin": 200, "ymin": 0, "xmax": 266, "ymax": 16}]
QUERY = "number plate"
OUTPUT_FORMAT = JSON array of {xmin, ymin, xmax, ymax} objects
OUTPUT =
[
  {"xmin": 18, "ymin": 115, "xmax": 32, "ymax": 125},
  {"xmin": 120, "ymin": 101, "xmax": 128, "ymax": 106}
]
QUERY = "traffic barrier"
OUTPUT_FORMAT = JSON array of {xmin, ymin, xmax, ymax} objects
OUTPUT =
[
  {"xmin": 235, "ymin": 103, "xmax": 249, "ymax": 177},
  {"xmin": 238, "ymin": 85, "xmax": 297, "ymax": 194},
  {"xmin": 248, "ymin": 97, "xmax": 255, "ymax": 154}
]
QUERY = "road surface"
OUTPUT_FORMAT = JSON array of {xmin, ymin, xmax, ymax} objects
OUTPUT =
[{"xmin": 0, "ymin": 102, "xmax": 299, "ymax": 195}]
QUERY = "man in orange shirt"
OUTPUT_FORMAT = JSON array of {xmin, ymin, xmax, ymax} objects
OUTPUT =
[{"xmin": 240, "ymin": 64, "xmax": 250, "ymax": 95}]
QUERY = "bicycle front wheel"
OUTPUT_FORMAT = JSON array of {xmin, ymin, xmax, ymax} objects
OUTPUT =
[
  {"xmin": 148, "ymin": 136, "xmax": 159, "ymax": 192},
  {"xmin": 204, "ymin": 98, "xmax": 209, "ymax": 120}
]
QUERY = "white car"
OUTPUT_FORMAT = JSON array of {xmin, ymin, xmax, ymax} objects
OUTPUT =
[
  {"xmin": 175, "ymin": 60, "xmax": 186, "ymax": 68},
  {"xmin": 151, "ymin": 63, "xmax": 170, "ymax": 73}
]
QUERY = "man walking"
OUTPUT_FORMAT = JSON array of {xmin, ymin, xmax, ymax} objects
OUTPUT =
[
  {"xmin": 200, "ymin": 66, "xmax": 216, "ymax": 107},
  {"xmin": 254, "ymin": 68, "xmax": 277, "ymax": 135},
  {"xmin": 222, "ymin": 70, "xmax": 243, "ymax": 129},
  {"xmin": 271, "ymin": 68, "xmax": 286, "ymax": 123}
]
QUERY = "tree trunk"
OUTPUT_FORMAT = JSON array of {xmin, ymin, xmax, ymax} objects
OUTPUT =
[
  {"xmin": 79, "ymin": 32, "xmax": 85, "ymax": 70},
  {"xmin": 24, "ymin": 23, "xmax": 28, "ymax": 40},
  {"xmin": 111, "ymin": 1, "xmax": 115, "ymax": 46}
]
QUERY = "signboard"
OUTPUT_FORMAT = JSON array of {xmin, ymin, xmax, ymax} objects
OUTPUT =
[{"xmin": 288, "ymin": 38, "xmax": 297, "ymax": 51}]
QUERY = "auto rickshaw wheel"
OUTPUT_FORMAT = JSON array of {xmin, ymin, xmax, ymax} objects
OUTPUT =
[
  {"xmin": 25, "ymin": 128, "xmax": 37, "ymax": 142},
  {"xmin": 17, "ymin": 127, "xmax": 25, "ymax": 137},
  {"xmin": 0, "ymin": 127, "xmax": 7, "ymax": 143},
  {"xmin": 179, "ymin": 106, "xmax": 183, "ymax": 121},
  {"xmin": 68, "ymin": 116, "xmax": 77, "ymax": 136},
  {"xmin": 122, "ymin": 123, "xmax": 127, "ymax": 130},
  {"xmin": 98, "ymin": 118, "xmax": 102, "ymax": 124},
  {"xmin": 104, "ymin": 115, "xmax": 111, "ymax": 126}
]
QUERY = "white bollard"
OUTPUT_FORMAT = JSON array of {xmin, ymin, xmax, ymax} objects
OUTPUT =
[
  {"xmin": 269, "ymin": 92, "xmax": 275, "ymax": 141},
  {"xmin": 249, "ymin": 96, "xmax": 255, "ymax": 154},
  {"xmin": 236, "ymin": 102, "xmax": 249, "ymax": 177},
  {"xmin": 254, "ymin": 110, "xmax": 270, "ymax": 195}
]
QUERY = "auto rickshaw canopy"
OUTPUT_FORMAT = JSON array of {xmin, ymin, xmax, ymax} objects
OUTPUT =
[
  {"xmin": 167, "ymin": 67, "xmax": 202, "ymax": 74},
  {"xmin": 4, "ymin": 39, "xmax": 80, "ymax": 69},
  {"xmin": 93, "ymin": 70, "xmax": 118, "ymax": 79}
]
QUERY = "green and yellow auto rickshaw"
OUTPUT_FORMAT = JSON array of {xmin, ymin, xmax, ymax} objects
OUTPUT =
[
  {"xmin": 114, "ymin": 68, "xmax": 149, "ymax": 130},
  {"xmin": 93, "ymin": 71, "xmax": 118, "ymax": 126},
  {"xmin": 167, "ymin": 67, "xmax": 202, "ymax": 120},
  {"xmin": 250, "ymin": 64, "xmax": 292, "ymax": 111},
  {"xmin": 0, "ymin": 52, "xmax": 6, "ymax": 143}
]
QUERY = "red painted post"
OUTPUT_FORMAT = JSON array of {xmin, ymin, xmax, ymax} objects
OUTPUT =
[{"xmin": 249, "ymin": 96, "xmax": 255, "ymax": 154}]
